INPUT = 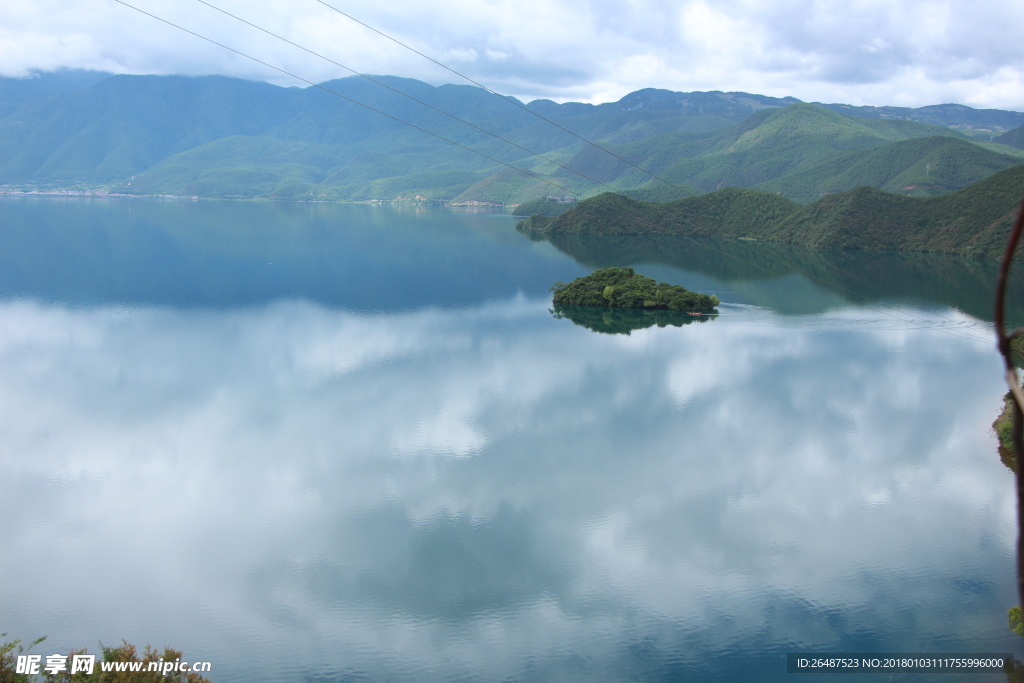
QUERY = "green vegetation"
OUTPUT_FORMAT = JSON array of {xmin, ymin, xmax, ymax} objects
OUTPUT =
[
  {"xmin": 511, "ymin": 197, "xmax": 577, "ymax": 217},
  {"xmin": 1012, "ymin": 605, "xmax": 1024, "ymax": 637},
  {"xmin": 522, "ymin": 188, "xmax": 801, "ymax": 237},
  {"xmin": 522, "ymin": 164, "xmax": 1024, "ymax": 260},
  {"xmin": 523, "ymin": 231, "xmax": 1024, "ymax": 321},
  {"xmin": 2, "ymin": 72, "xmax": 1023, "ymax": 204},
  {"xmin": 754, "ymin": 136, "xmax": 1021, "ymax": 203},
  {"xmin": 769, "ymin": 167, "xmax": 1024, "ymax": 257},
  {"xmin": 2, "ymin": 634, "xmax": 45, "ymax": 683},
  {"xmin": 0, "ymin": 635, "xmax": 210, "ymax": 683},
  {"xmin": 124, "ymin": 135, "xmax": 490, "ymax": 201},
  {"xmin": 996, "ymin": 124, "xmax": 1024, "ymax": 150},
  {"xmin": 994, "ymin": 392, "xmax": 1017, "ymax": 472},
  {"xmin": 551, "ymin": 267, "xmax": 719, "ymax": 312},
  {"xmin": 993, "ymin": 337, "xmax": 1024, "ymax": 472},
  {"xmin": 620, "ymin": 184, "xmax": 703, "ymax": 202},
  {"xmin": 648, "ymin": 104, "xmax": 974, "ymax": 193}
]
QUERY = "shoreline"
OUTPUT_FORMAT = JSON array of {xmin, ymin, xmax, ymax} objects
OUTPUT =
[{"xmin": 0, "ymin": 188, "xmax": 522, "ymax": 208}]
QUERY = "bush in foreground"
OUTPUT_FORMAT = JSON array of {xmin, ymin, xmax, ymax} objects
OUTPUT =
[{"xmin": 1, "ymin": 635, "xmax": 210, "ymax": 683}]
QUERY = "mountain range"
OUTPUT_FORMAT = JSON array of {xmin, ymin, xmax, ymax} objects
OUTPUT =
[{"xmin": 1, "ymin": 69, "xmax": 1023, "ymax": 205}]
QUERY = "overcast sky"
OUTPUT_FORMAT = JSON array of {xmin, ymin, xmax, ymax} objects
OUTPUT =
[{"xmin": 2, "ymin": 0, "xmax": 1024, "ymax": 110}]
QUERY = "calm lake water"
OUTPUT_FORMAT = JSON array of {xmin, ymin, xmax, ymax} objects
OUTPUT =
[{"xmin": 1, "ymin": 198, "xmax": 1022, "ymax": 681}]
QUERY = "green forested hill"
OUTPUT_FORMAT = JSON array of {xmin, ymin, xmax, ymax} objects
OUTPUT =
[
  {"xmin": 753, "ymin": 136, "xmax": 1022, "ymax": 202},
  {"xmin": 0, "ymin": 69, "xmax": 112, "ymax": 118},
  {"xmin": 126, "ymin": 135, "xmax": 489, "ymax": 200},
  {"xmin": 0, "ymin": 75, "xmax": 298, "ymax": 183},
  {"xmin": 646, "ymin": 104, "xmax": 967, "ymax": 191},
  {"xmin": 543, "ymin": 103, "xmax": 1023, "ymax": 199},
  {"xmin": 520, "ymin": 165, "xmax": 1024, "ymax": 259},
  {"xmin": 517, "ymin": 188, "xmax": 800, "ymax": 237},
  {"xmin": 996, "ymin": 124, "xmax": 1024, "ymax": 150},
  {"xmin": 551, "ymin": 266, "xmax": 719, "ymax": 312},
  {"xmin": 1, "ymin": 72, "xmax": 1022, "ymax": 204},
  {"xmin": 512, "ymin": 197, "xmax": 578, "ymax": 217},
  {"xmin": 768, "ymin": 167, "xmax": 1024, "ymax": 256}
]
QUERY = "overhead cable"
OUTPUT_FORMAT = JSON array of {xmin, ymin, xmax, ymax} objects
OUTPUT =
[
  {"xmin": 314, "ymin": 0, "xmax": 696, "ymax": 198},
  {"xmin": 111, "ymin": 0, "xmax": 996, "ymax": 345},
  {"xmin": 114, "ymin": 0, "xmax": 585, "ymax": 200},
  {"xmin": 195, "ymin": 0, "xmax": 646, "ymax": 198}
]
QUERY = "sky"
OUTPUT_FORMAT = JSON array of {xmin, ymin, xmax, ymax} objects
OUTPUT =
[{"xmin": 2, "ymin": 0, "xmax": 1024, "ymax": 110}]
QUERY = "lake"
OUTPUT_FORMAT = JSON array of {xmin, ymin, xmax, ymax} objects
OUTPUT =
[{"xmin": 0, "ymin": 197, "xmax": 1021, "ymax": 681}]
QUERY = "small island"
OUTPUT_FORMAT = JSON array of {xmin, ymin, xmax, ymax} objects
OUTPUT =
[{"xmin": 551, "ymin": 267, "xmax": 720, "ymax": 313}]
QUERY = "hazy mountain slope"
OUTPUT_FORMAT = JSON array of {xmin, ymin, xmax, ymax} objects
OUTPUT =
[
  {"xmin": 995, "ymin": 124, "xmax": 1024, "ymax": 150},
  {"xmin": 0, "ymin": 75, "xmax": 762, "ymax": 189},
  {"xmin": 271, "ymin": 77, "xmax": 537, "ymax": 147},
  {"xmin": 2, "ymin": 72, "xmax": 1022, "ymax": 204},
  {"xmin": 536, "ymin": 104, "xmax": 970, "ymax": 196},
  {"xmin": 753, "ymin": 136, "xmax": 1021, "ymax": 202},
  {"xmin": 0, "ymin": 69, "xmax": 112, "ymax": 118},
  {"xmin": 449, "ymin": 167, "xmax": 580, "ymax": 205},
  {"xmin": 115, "ymin": 100, "xmax": 1020, "ymax": 203},
  {"xmin": 128, "ymin": 135, "xmax": 488, "ymax": 200},
  {"xmin": 820, "ymin": 101, "xmax": 1024, "ymax": 134},
  {"xmin": 0, "ymin": 75, "xmax": 296, "ymax": 182},
  {"xmin": 127, "ymin": 136, "xmax": 352, "ymax": 198},
  {"xmin": 644, "ymin": 104, "xmax": 966, "ymax": 192}
]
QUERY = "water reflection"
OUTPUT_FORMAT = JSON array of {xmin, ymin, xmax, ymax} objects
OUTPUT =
[
  {"xmin": 551, "ymin": 302, "xmax": 714, "ymax": 334},
  {"xmin": 4, "ymin": 199, "xmax": 1024, "ymax": 326},
  {"xmin": 527, "ymin": 231, "xmax": 1024, "ymax": 322},
  {"xmin": 0, "ymin": 296, "xmax": 1016, "ymax": 681},
  {"xmin": 0, "ymin": 198, "xmax": 571, "ymax": 309}
]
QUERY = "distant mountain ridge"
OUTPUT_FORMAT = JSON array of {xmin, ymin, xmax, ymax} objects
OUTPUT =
[
  {"xmin": 817, "ymin": 102, "xmax": 1024, "ymax": 136},
  {"xmin": 0, "ymin": 71, "xmax": 1022, "ymax": 204},
  {"xmin": 996, "ymin": 126, "xmax": 1024, "ymax": 150}
]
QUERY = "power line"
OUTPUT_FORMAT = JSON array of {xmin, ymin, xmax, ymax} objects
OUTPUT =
[
  {"xmin": 112, "ymin": 1, "xmax": 995, "ymax": 345},
  {"xmin": 113, "ymin": 0, "xmax": 586, "ymax": 200},
  {"xmin": 314, "ymin": 0, "xmax": 695, "ymax": 198},
  {"xmin": 194, "ymin": 0, "xmax": 642, "ymax": 199},
  {"xmin": 306, "ymin": 2, "xmax": 995, "ymax": 341}
]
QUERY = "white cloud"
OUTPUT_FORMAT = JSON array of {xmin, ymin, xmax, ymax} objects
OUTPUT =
[
  {"xmin": 0, "ymin": 296, "xmax": 1014, "ymax": 678},
  {"xmin": 0, "ymin": 0, "xmax": 1020, "ymax": 109}
]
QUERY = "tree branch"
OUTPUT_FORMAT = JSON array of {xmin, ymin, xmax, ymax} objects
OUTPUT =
[{"xmin": 994, "ymin": 191, "xmax": 1024, "ymax": 607}]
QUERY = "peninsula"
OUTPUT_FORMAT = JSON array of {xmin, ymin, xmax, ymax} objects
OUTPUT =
[{"xmin": 519, "ymin": 164, "xmax": 1024, "ymax": 260}]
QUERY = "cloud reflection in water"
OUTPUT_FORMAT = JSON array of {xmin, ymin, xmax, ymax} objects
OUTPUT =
[{"xmin": 0, "ymin": 297, "xmax": 1016, "ymax": 681}]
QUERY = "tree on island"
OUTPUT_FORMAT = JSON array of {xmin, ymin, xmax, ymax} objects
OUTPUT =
[{"xmin": 551, "ymin": 267, "xmax": 719, "ymax": 313}]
